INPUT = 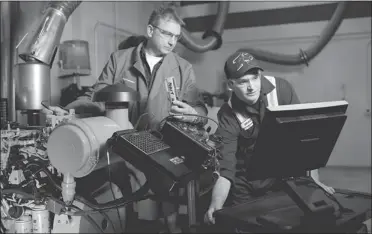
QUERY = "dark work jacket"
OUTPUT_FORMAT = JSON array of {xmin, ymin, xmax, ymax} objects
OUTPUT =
[{"xmin": 216, "ymin": 76, "xmax": 300, "ymax": 205}]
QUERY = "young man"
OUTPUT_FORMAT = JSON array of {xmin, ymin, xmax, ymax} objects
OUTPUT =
[{"xmin": 204, "ymin": 51, "xmax": 335, "ymax": 225}]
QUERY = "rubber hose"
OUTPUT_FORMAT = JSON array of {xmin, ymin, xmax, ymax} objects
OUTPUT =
[
  {"xmin": 1, "ymin": 189, "xmax": 35, "ymax": 200},
  {"xmin": 179, "ymin": 1, "xmax": 230, "ymax": 52},
  {"xmin": 74, "ymin": 181, "xmax": 151, "ymax": 210},
  {"xmin": 238, "ymin": 1, "xmax": 348, "ymax": 65},
  {"xmin": 70, "ymin": 204, "xmax": 104, "ymax": 233},
  {"xmin": 29, "ymin": 162, "xmax": 149, "ymax": 212}
]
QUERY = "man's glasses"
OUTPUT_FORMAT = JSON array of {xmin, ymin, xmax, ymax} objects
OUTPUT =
[{"xmin": 152, "ymin": 25, "xmax": 182, "ymax": 41}]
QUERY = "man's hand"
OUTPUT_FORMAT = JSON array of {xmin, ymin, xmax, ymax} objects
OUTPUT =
[
  {"xmin": 41, "ymin": 106, "xmax": 69, "ymax": 116},
  {"xmin": 170, "ymin": 100, "xmax": 198, "ymax": 123},
  {"xmin": 204, "ymin": 204, "xmax": 222, "ymax": 225},
  {"xmin": 203, "ymin": 176, "xmax": 231, "ymax": 225}
]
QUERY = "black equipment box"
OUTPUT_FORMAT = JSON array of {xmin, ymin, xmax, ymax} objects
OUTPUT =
[
  {"xmin": 214, "ymin": 182, "xmax": 371, "ymax": 233},
  {"xmin": 109, "ymin": 129, "xmax": 196, "ymax": 195},
  {"xmin": 161, "ymin": 120, "xmax": 218, "ymax": 170}
]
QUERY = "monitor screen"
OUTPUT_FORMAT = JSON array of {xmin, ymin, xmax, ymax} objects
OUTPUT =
[{"xmin": 246, "ymin": 100, "xmax": 348, "ymax": 181}]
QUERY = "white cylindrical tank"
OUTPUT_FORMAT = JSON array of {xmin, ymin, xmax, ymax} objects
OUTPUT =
[{"xmin": 47, "ymin": 116, "xmax": 122, "ymax": 178}]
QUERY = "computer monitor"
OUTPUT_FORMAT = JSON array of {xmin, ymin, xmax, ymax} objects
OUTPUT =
[{"xmin": 246, "ymin": 100, "xmax": 348, "ymax": 181}]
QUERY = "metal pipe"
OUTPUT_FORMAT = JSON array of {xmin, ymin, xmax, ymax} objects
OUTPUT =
[
  {"xmin": 1, "ymin": 2, "xmax": 19, "ymax": 122},
  {"xmin": 17, "ymin": 1, "xmax": 81, "ymax": 66},
  {"xmin": 179, "ymin": 2, "xmax": 230, "ymax": 53},
  {"xmin": 1, "ymin": 2, "xmax": 11, "ymax": 99}
]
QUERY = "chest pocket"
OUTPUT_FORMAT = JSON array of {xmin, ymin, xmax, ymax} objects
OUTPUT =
[{"xmin": 119, "ymin": 70, "xmax": 137, "ymax": 91}]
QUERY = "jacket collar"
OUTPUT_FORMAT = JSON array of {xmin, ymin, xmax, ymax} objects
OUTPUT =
[
  {"xmin": 261, "ymin": 75, "xmax": 275, "ymax": 96},
  {"xmin": 132, "ymin": 41, "xmax": 179, "ymax": 77}
]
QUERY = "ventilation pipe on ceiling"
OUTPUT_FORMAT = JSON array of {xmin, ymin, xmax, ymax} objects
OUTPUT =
[
  {"xmin": 238, "ymin": 1, "xmax": 348, "ymax": 66},
  {"xmin": 179, "ymin": 1, "xmax": 230, "ymax": 52}
]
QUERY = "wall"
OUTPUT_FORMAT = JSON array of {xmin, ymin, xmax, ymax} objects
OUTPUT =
[
  {"xmin": 53, "ymin": 1, "xmax": 159, "ymax": 105},
  {"xmin": 178, "ymin": 2, "xmax": 371, "ymax": 167},
  {"xmin": 14, "ymin": 1, "xmax": 158, "ymax": 106}
]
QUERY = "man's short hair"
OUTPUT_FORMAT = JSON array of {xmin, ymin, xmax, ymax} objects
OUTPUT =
[{"xmin": 148, "ymin": 4, "xmax": 185, "ymax": 27}]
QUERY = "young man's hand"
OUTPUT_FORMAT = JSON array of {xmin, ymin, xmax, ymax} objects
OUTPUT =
[
  {"xmin": 170, "ymin": 100, "xmax": 198, "ymax": 123},
  {"xmin": 204, "ymin": 204, "xmax": 223, "ymax": 225}
]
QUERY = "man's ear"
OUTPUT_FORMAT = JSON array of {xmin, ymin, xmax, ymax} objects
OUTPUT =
[
  {"xmin": 147, "ymin": 25, "xmax": 153, "ymax": 38},
  {"xmin": 226, "ymin": 80, "xmax": 234, "ymax": 91}
]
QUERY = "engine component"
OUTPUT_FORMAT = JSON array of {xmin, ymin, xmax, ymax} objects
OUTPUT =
[
  {"xmin": 31, "ymin": 205, "xmax": 50, "ymax": 233},
  {"xmin": 14, "ymin": 62, "xmax": 51, "ymax": 111},
  {"xmin": 0, "ymin": 98, "xmax": 8, "ymax": 128},
  {"xmin": 47, "ymin": 116, "xmax": 122, "ymax": 178},
  {"xmin": 92, "ymin": 82, "xmax": 138, "ymax": 130},
  {"xmin": 161, "ymin": 120, "xmax": 221, "ymax": 173},
  {"xmin": 109, "ymin": 129, "xmax": 194, "ymax": 195},
  {"xmin": 1, "ymin": 119, "xmax": 128, "ymax": 233},
  {"xmin": 45, "ymin": 109, "xmax": 75, "ymax": 129},
  {"xmin": 14, "ymin": 215, "xmax": 33, "ymax": 233}
]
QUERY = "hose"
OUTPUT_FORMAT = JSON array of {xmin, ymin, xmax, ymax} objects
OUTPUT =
[
  {"xmin": 47, "ymin": 1, "xmax": 82, "ymax": 19},
  {"xmin": 1, "ymin": 188, "xmax": 35, "ymax": 200},
  {"xmin": 237, "ymin": 2, "xmax": 348, "ymax": 66},
  {"xmin": 180, "ymin": 2, "xmax": 230, "ymax": 52},
  {"xmin": 69, "ymin": 204, "xmax": 104, "ymax": 233},
  {"xmin": 73, "ymin": 181, "xmax": 151, "ymax": 212}
]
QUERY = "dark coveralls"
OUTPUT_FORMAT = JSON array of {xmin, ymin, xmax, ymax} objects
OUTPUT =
[{"xmin": 216, "ymin": 76, "xmax": 300, "ymax": 206}]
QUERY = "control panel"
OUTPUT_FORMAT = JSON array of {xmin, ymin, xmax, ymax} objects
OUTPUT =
[{"xmin": 161, "ymin": 120, "xmax": 222, "ymax": 171}]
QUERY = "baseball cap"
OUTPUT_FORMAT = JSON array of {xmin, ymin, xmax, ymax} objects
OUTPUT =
[{"xmin": 224, "ymin": 51, "xmax": 263, "ymax": 80}]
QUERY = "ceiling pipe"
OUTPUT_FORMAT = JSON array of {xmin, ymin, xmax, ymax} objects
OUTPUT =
[
  {"xmin": 238, "ymin": 1, "xmax": 348, "ymax": 66},
  {"xmin": 179, "ymin": 1, "xmax": 230, "ymax": 52}
]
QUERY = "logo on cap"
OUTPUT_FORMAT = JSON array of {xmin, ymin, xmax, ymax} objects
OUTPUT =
[{"xmin": 232, "ymin": 52, "xmax": 254, "ymax": 71}]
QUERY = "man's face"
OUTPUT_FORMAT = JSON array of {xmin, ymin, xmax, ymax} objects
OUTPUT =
[
  {"xmin": 229, "ymin": 71, "xmax": 262, "ymax": 105},
  {"xmin": 147, "ymin": 18, "xmax": 181, "ymax": 55}
]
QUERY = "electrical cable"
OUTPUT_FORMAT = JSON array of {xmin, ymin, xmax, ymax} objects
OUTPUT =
[
  {"xmin": 1, "ymin": 188, "xmax": 35, "ymax": 200},
  {"xmin": 69, "ymin": 204, "xmax": 104, "ymax": 233},
  {"xmin": 158, "ymin": 113, "xmax": 219, "ymax": 131},
  {"xmin": 68, "ymin": 182, "xmax": 152, "ymax": 215},
  {"xmin": 22, "ymin": 163, "xmax": 118, "ymax": 231},
  {"xmin": 107, "ymin": 148, "xmax": 124, "ymax": 233},
  {"xmin": 73, "ymin": 197, "xmax": 117, "ymax": 233}
]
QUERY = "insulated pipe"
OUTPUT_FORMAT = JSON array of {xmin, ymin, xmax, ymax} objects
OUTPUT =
[
  {"xmin": 238, "ymin": 1, "xmax": 348, "ymax": 66},
  {"xmin": 18, "ymin": 1, "xmax": 81, "ymax": 65},
  {"xmin": 179, "ymin": 1, "xmax": 230, "ymax": 52}
]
